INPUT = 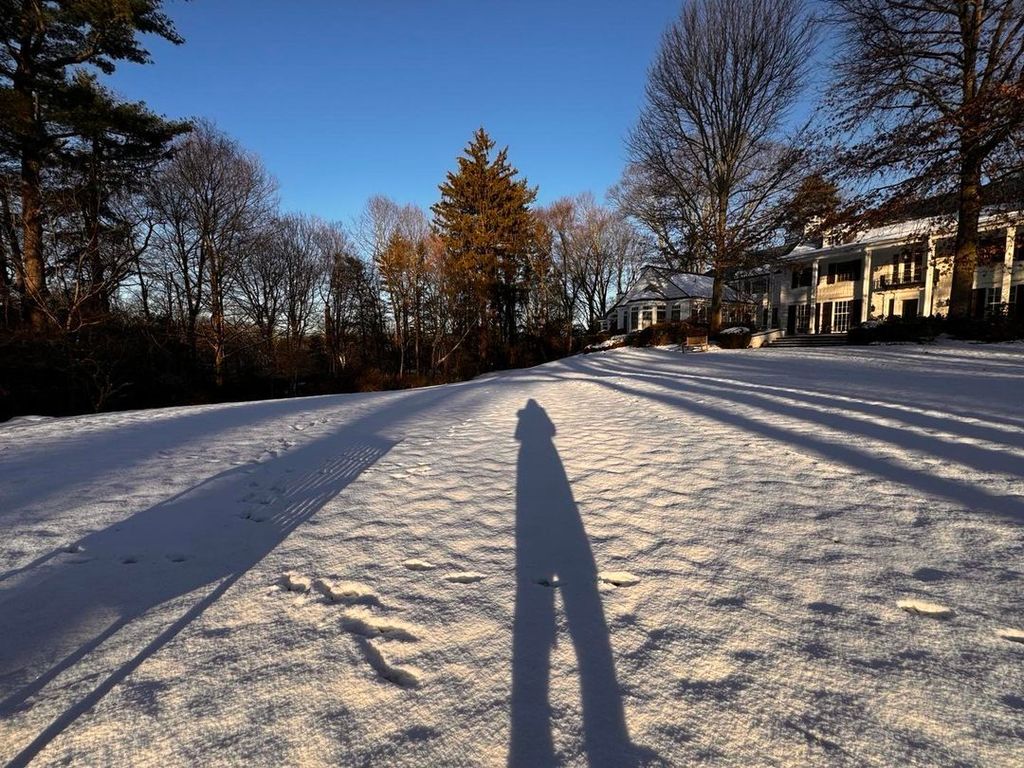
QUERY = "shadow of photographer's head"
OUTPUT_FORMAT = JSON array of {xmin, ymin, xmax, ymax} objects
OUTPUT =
[{"xmin": 515, "ymin": 398, "xmax": 555, "ymax": 441}]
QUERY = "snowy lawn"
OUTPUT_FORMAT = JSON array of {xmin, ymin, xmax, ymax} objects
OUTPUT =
[{"xmin": 1, "ymin": 342, "xmax": 1023, "ymax": 766}]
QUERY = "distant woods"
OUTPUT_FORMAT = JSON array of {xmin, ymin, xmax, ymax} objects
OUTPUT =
[{"xmin": 0, "ymin": 3, "xmax": 646, "ymax": 418}]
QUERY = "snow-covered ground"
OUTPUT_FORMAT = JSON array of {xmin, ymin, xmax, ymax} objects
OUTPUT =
[{"xmin": 1, "ymin": 342, "xmax": 1023, "ymax": 766}]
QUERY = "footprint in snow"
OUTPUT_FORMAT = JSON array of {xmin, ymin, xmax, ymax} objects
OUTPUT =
[
  {"xmin": 356, "ymin": 637, "xmax": 421, "ymax": 689},
  {"xmin": 314, "ymin": 578, "xmax": 380, "ymax": 606},
  {"xmin": 280, "ymin": 573, "xmax": 312, "ymax": 593},
  {"xmin": 444, "ymin": 572, "xmax": 486, "ymax": 584},
  {"xmin": 340, "ymin": 608, "xmax": 418, "ymax": 641},
  {"xmin": 534, "ymin": 576, "xmax": 560, "ymax": 588},
  {"xmin": 896, "ymin": 599, "xmax": 953, "ymax": 618},
  {"xmin": 402, "ymin": 559, "xmax": 436, "ymax": 571},
  {"xmin": 996, "ymin": 628, "xmax": 1024, "ymax": 645},
  {"xmin": 63, "ymin": 544, "xmax": 84, "ymax": 554},
  {"xmin": 597, "ymin": 571, "xmax": 641, "ymax": 588}
]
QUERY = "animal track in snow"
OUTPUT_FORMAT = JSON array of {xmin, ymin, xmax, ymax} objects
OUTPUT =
[
  {"xmin": 280, "ymin": 573, "xmax": 312, "ymax": 593},
  {"xmin": 402, "ymin": 559, "xmax": 436, "ymax": 571},
  {"xmin": 996, "ymin": 628, "xmax": 1024, "ymax": 644},
  {"xmin": 444, "ymin": 572, "xmax": 486, "ymax": 584},
  {"xmin": 340, "ymin": 608, "xmax": 418, "ymax": 641},
  {"xmin": 356, "ymin": 637, "xmax": 421, "ymax": 688},
  {"xmin": 314, "ymin": 579, "xmax": 379, "ymax": 605},
  {"xmin": 281, "ymin": 572, "xmax": 424, "ymax": 688},
  {"xmin": 896, "ymin": 599, "xmax": 953, "ymax": 618},
  {"xmin": 598, "ymin": 571, "xmax": 641, "ymax": 587}
]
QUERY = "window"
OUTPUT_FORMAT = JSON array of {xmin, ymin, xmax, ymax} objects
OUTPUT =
[
  {"xmin": 1010, "ymin": 284, "xmax": 1023, "ymax": 318},
  {"xmin": 881, "ymin": 249, "xmax": 924, "ymax": 287},
  {"xmin": 630, "ymin": 305, "xmax": 639, "ymax": 332},
  {"xmin": 691, "ymin": 300, "xmax": 709, "ymax": 323},
  {"xmin": 656, "ymin": 305, "xmax": 667, "ymax": 324},
  {"xmin": 791, "ymin": 267, "xmax": 814, "ymax": 289},
  {"xmin": 795, "ymin": 303, "xmax": 810, "ymax": 333},
  {"xmin": 977, "ymin": 234, "xmax": 1007, "ymax": 266},
  {"xmin": 832, "ymin": 300, "xmax": 851, "ymax": 333},
  {"xmin": 825, "ymin": 260, "xmax": 861, "ymax": 284},
  {"xmin": 973, "ymin": 287, "xmax": 1004, "ymax": 318},
  {"xmin": 670, "ymin": 302, "xmax": 682, "ymax": 322}
]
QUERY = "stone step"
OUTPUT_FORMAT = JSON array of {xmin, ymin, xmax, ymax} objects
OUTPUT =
[{"xmin": 769, "ymin": 334, "xmax": 848, "ymax": 347}]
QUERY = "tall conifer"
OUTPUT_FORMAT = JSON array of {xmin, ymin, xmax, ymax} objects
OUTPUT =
[{"xmin": 432, "ymin": 128, "xmax": 537, "ymax": 367}]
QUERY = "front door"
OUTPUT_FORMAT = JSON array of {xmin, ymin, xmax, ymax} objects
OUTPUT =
[
  {"xmin": 820, "ymin": 302, "xmax": 833, "ymax": 334},
  {"xmin": 787, "ymin": 305, "xmax": 797, "ymax": 335},
  {"xmin": 902, "ymin": 299, "xmax": 918, "ymax": 319}
]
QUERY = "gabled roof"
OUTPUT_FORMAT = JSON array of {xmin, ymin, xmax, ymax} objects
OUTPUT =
[{"xmin": 608, "ymin": 265, "xmax": 743, "ymax": 314}]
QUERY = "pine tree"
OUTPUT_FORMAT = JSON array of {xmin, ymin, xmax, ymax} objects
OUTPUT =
[
  {"xmin": 431, "ymin": 128, "xmax": 537, "ymax": 368},
  {"xmin": 0, "ymin": 0, "xmax": 184, "ymax": 331}
]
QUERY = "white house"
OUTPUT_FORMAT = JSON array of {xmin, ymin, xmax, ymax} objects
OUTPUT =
[
  {"xmin": 771, "ymin": 211, "xmax": 1022, "ymax": 335},
  {"xmin": 600, "ymin": 265, "xmax": 757, "ymax": 333}
]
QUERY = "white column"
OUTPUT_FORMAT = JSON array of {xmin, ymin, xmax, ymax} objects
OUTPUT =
[
  {"xmin": 809, "ymin": 261, "xmax": 819, "ymax": 334},
  {"xmin": 923, "ymin": 238, "xmax": 936, "ymax": 316},
  {"xmin": 1001, "ymin": 227, "xmax": 1016, "ymax": 306},
  {"xmin": 861, "ymin": 248, "xmax": 873, "ymax": 322}
]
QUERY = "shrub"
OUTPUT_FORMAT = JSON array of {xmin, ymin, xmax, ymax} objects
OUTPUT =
[
  {"xmin": 715, "ymin": 326, "xmax": 752, "ymax": 349},
  {"xmin": 848, "ymin": 314, "xmax": 1024, "ymax": 344},
  {"xmin": 627, "ymin": 320, "xmax": 706, "ymax": 348}
]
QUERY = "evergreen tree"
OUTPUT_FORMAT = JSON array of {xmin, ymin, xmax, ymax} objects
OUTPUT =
[
  {"xmin": 431, "ymin": 128, "xmax": 537, "ymax": 368},
  {"xmin": 0, "ymin": 0, "xmax": 184, "ymax": 331}
]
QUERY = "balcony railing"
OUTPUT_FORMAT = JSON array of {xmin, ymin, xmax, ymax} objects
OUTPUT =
[{"xmin": 873, "ymin": 274, "xmax": 923, "ymax": 290}]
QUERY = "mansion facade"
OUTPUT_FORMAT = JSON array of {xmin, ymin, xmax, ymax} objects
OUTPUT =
[
  {"xmin": 601, "ymin": 210, "xmax": 1022, "ymax": 336},
  {"xmin": 770, "ymin": 211, "xmax": 1022, "ymax": 335}
]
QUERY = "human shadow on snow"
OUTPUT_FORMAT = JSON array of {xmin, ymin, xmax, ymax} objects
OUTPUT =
[
  {"xmin": 0, "ymin": 385, "xmax": 466, "ymax": 768},
  {"xmin": 509, "ymin": 399, "xmax": 651, "ymax": 767}
]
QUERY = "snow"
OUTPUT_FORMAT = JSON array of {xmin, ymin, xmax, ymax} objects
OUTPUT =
[
  {"xmin": 719, "ymin": 326, "xmax": 750, "ymax": 335},
  {"xmin": 2, "ymin": 341, "xmax": 1024, "ymax": 766}
]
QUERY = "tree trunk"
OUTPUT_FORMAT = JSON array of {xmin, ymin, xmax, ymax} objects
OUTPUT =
[
  {"xmin": 21, "ymin": 148, "xmax": 49, "ymax": 332},
  {"xmin": 709, "ymin": 271, "xmax": 724, "ymax": 334},
  {"xmin": 709, "ymin": 197, "xmax": 728, "ymax": 334},
  {"xmin": 948, "ymin": 152, "xmax": 983, "ymax": 319}
]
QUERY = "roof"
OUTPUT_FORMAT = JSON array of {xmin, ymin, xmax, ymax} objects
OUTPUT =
[
  {"xmin": 780, "ymin": 208, "xmax": 1022, "ymax": 263},
  {"xmin": 607, "ymin": 265, "xmax": 744, "ymax": 314}
]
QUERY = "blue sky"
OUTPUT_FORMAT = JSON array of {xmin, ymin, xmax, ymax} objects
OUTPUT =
[{"xmin": 105, "ymin": 0, "xmax": 685, "ymax": 225}]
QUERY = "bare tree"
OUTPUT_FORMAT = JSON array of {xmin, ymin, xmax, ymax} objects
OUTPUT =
[
  {"xmin": 234, "ymin": 226, "xmax": 285, "ymax": 358},
  {"xmin": 826, "ymin": 0, "xmax": 1024, "ymax": 318},
  {"xmin": 628, "ymin": 0, "xmax": 816, "ymax": 332},
  {"xmin": 149, "ymin": 122, "xmax": 276, "ymax": 384}
]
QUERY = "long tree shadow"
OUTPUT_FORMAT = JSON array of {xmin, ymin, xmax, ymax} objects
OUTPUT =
[
  {"xmin": 0, "ymin": 385, "xmax": 467, "ymax": 767},
  {"xmin": 580, "ymin": 352, "xmax": 1024, "ymax": 449},
  {"xmin": 569, "ymin": 368, "xmax": 1024, "ymax": 525},
  {"xmin": 509, "ymin": 399, "xmax": 646, "ymax": 767}
]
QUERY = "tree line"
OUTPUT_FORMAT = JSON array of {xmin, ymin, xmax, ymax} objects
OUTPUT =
[{"xmin": 0, "ymin": 1, "xmax": 646, "ymax": 417}]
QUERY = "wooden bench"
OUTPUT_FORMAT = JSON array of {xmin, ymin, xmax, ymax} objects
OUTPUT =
[{"xmin": 683, "ymin": 334, "xmax": 709, "ymax": 352}]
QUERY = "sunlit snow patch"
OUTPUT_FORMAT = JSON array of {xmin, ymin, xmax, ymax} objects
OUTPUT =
[
  {"xmin": 402, "ymin": 558, "xmax": 436, "ymax": 571},
  {"xmin": 598, "ymin": 571, "xmax": 641, "ymax": 587},
  {"xmin": 896, "ymin": 599, "xmax": 953, "ymax": 618},
  {"xmin": 314, "ymin": 579, "xmax": 377, "ymax": 604},
  {"xmin": 995, "ymin": 628, "xmax": 1024, "ymax": 644},
  {"xmin": 444, "ymin": 571, "xmax": 485, "ymax": 584}
]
